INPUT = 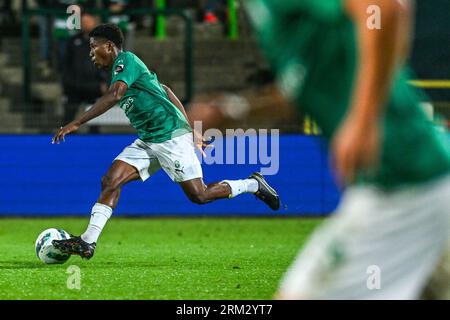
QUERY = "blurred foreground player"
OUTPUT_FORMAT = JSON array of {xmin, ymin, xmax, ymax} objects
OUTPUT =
[
  {"xmin": 51, "ymin": 24, "xmax": 280, "ymax": 259},
  {"xmin": 245, "ymin": 0, "xmax": 450, "ymax": 299}
]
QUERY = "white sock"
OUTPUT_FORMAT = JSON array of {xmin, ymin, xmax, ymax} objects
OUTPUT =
[
  {"xmin": 221, "ymin": 179, "xmax": 259, "ymax": 198},
  {"xmin": 81, "ymin": 203, "xmax": 113, "ymax": 244}
]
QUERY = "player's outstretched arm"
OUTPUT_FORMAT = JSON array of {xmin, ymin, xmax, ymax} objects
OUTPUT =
[
  {"xmin": 52, "ymin": 81, "xmax": 128, "ymax": 144},
  {"xmin": 331, "ymin": 0, "xmax": 411, "ymax": 184}
]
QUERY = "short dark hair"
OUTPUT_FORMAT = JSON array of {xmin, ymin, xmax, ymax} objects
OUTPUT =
[{"xmin": 89, "ymin": 23, "xmax": 124, "ymax": 49}]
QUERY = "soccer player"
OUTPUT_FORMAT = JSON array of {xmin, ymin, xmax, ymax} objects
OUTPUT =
[
  {"xmin": 244, "ymin": 0, "xmax": 450, "ymax": 299},
  {"xmin": 51, "ymin": 23, "xmax": 280, "ymax": 260}
]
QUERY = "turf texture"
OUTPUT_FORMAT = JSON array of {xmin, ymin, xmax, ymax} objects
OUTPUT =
[{"xmin": 0, "ymin": 217, "xmax": 323, "ymax": 300}]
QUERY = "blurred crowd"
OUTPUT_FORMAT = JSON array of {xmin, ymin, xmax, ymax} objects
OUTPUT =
[
  {"xmin": 1, "ymin": 0, "xmax": 448, "ymax": 134},
  {"xmin": 0, "ymin": 0, "xmax": 230, "ymax": 127},
  {"xmin": 30, "ymin": 0, "xmax": 227, "ymax": 68},
  {"xmin": 1, "ymin": 0, "xmax": 300, "ymax": 134}
]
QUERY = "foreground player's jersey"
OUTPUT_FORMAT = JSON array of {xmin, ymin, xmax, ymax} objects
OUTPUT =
[
  {"xmin": 246, "ymin": 0, "xmax": 450, "ymax": 188},
  {"xmin": 111, "ymin": 51, "xmax": 191, "ymax": 143}
]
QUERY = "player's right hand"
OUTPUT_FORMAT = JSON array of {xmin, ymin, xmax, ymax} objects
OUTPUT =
[
  {"xmin": 331, "ymin": 113, "xmax": 381, "ymax": 186},
  {"xmin": 52, "ymin": 121, "xmax": 81, "ymax": 144}
]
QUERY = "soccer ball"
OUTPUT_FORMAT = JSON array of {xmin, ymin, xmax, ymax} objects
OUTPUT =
[{"xmin": 35, "ymin": 228, "xmax": 71, "ymax": 264}]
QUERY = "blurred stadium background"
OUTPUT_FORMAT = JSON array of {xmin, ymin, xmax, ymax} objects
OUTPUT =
[
  {"xmin": 0, "ymin": 0, "xmax": 449, "ymax": 217},
  {"xmin": 0, "ymin": 0, "xmax": 449, "ymax": 301}
]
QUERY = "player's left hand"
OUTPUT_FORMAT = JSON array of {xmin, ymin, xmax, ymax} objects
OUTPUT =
[
  {"xmin": 52, "ymin": 121, "xmax": 81, "ymax": 144},
  {"xmin": 331, "ymin": 114, "xmax": 381, "ymax": 186}
]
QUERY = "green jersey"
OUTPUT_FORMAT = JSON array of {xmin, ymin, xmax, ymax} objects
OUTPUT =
[
  {"xmin": 246, "ymin": 0, "xmax": 450, "ymax": 188},
  {"xmin": 111, "ymin": 51, "xmax": 191, "ymax": 143}
]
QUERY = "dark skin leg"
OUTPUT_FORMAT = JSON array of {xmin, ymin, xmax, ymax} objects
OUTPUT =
[
  {"xmin": 98, "ymin": 160, "xmax": 141, "ymax": 208},
  {"xmin": 98, "ymin": 160, "xmax": 232, "ymax": 208},
  {"xmin": 179, "ymin": 178, "xmax": 232, "ymax": 204}
]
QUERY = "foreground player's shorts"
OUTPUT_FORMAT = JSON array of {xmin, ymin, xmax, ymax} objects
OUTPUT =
[
  {"xmin": 114, "ymin": 132, "xmax": 203, "ymax": 182},
  {"xmin": 278, "ymin": 174, "xmax": 450, "ymax": 299}
]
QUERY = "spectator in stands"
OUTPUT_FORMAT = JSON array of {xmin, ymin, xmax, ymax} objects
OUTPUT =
[
  {"xmin": 61, "ymin": 12, "xmax": 109, "ymax": 124},
  {"xmin": 36, "ymin": 0, "xmax": 52, "ymax": 76},
  {"xmin": 52, "ymin": 0, "xmax": 96, "ymax": 72},
  {"xmin": 0, "ymin": 0, "xmax": 15, "ymax": 25},
  {"xmin": 167, "ymin": 0, "xmax": 224, "ymax": 25},
  {"xmin": 201, "ymin": 0, "xmax": 218, "ymax": 23},
  {"xmin": 103, "ymin": 0, "xmax": 136, "ymax": 50}
]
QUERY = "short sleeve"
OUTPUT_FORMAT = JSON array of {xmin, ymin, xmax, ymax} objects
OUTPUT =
[{"xmin": 111, "ymin": 53, "xmax": 141, "ymax": 88}]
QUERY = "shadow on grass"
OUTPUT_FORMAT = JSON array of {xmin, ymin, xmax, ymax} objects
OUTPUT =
[
  {"xmin": 88, "ymin": 261, "xmax": 161, "ymax": 268},
  {"xmin": 0, "ymin": 259, "xmax": 167, "ymax": 270},
  {"xmin": 0, "ymin": 260, "xmax": 55, "ymax": 269}
]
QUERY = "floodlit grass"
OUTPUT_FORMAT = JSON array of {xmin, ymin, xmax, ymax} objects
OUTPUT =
[{"xmin": 0, "ymin": 217, "xmax": 323, "ymax": 300}]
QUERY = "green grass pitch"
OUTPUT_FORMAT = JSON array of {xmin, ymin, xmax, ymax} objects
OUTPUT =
[{"xmin": 0, "ymin": 217, "xmax": 323, "ymax": 300}]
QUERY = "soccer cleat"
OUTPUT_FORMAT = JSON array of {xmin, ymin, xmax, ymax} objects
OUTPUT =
[
  {"xmin": 52, "ymin": 236, "xmax": 96, "ymax": 260},
  {"xmin": 249, "ymin": 172, "xmax": 280, "ymax": 211}
]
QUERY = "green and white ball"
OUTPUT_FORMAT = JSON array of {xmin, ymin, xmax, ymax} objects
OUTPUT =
[{"xmin": 35, "ymin": 228, "xmax": 71, "ymax": 264}]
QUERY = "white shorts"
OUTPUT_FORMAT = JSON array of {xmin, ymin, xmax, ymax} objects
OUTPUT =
[
  {"xmin": 278, "ymin": 175, "xmax": 450, "ymax": 300},
  {"xmin": 114, "ymin": 133, "xmax": 203, "ymax": 183}
]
